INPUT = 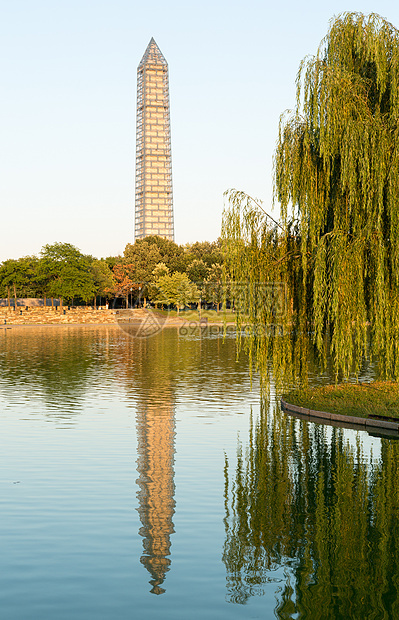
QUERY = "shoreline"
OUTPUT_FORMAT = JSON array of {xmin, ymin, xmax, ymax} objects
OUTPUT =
[
  {"xmin": 0, "ymin": 323, "xmax": 119, "ymax": 328},
  {"xmin": 281, "ymin": 397, "xmax": 399, "ymax": 434},
  {"xmin": 0, "ymin": 307, "xmax": 236, "ymax": 328},
  {"xmin": 0, "ymin": 317, "xmax": 236, "ymax": 329}
]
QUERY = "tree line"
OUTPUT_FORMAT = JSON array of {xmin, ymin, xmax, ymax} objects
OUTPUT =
[{"xmin": 0, "ymin": 236, "xmax": 224, "ymax": 310}]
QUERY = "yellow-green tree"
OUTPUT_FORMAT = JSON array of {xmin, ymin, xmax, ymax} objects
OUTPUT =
[
  {"xmin": 223, "ymin": 12, "xmax": 399, "ymax": 385},
  {"xmin": 153, "ymin": 272, "xmax": 199, "ymax": 313}
]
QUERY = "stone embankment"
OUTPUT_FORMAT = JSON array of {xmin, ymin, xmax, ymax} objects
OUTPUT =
[
  {"xmin": 0, "ymin": 307, "xmax": 117, "ymax": 325},
  {"xmin": 281, "ymin": 398, "xmax": 399, "ymax": 433},
  {"xmin": 0, "ymin": 307, "xmax": 229, "ymax": 329}
]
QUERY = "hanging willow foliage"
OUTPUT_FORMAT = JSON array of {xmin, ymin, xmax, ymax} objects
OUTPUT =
[{"xmin": 222, "ymin": 12, "xmax": 399, "ymax": 387}]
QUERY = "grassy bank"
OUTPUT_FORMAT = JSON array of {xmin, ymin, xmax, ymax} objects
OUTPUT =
[{"xmin": 283, "ymin": 381, "xmax": 399, "ymax": 419}]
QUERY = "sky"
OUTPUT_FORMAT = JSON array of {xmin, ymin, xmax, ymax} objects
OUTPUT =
[{"xmin": 1, "ymin": 0, "xmax": 399, "ymax": 261}]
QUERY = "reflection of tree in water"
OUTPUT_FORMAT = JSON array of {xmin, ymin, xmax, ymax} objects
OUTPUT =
[
  {"xmin": 0, "ymin": 327, "xmax": 110, "ymax": 418},
  {"xmin": 223, "ymin": 404, "xmax": 399, "ymax": 618}
]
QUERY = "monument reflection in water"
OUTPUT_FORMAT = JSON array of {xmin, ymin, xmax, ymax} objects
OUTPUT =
[
  {"xmin": 223, "ymin": 403, "xmax": 399, "ymax": 618},
  {"xmin": 120, "ymin": 331, "xmax": 176, "ymax": 595},
  {"xmin": 136, "ymin": 396, "xmax": 175, "ymax": 595}
]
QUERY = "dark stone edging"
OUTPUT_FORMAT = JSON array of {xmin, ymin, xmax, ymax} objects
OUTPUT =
[{"xmin": 281, "ymin": 398, "xmax": 399, "ymax": 433}]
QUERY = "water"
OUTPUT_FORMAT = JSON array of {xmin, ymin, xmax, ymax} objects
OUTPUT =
[{"xmin": 0, "ymin": 325, "xmax": 398, "ymax": 619}]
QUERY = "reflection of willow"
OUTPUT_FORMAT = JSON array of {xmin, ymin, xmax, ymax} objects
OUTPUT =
[
  {"xmin": 223, "ymin": 405, "xmax": 399, "ymax": 617},
  {"xmin": 119, "ymin": 333, "xmax": 176, "ymax": 595}
]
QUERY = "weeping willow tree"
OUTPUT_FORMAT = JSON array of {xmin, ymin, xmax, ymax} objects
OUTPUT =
[{"xmin": 222, "ymin": 12, "xmax": 399, "ymax": 387}]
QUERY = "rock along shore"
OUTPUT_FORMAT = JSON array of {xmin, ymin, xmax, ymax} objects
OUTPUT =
[
  {"xmin": 0, "ymin": 307, "xmax": 232, "ymax": 328},
  {"xmin": 0, "ymin": 306, "xmax": 118, "ymax": 325}
]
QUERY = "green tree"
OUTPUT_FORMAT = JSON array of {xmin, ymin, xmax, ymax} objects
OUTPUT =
[
  {"xmin": 185, "ymin": 240, "xmax": 223, "ymax": 268},
  {"xmin": 0, "ymin": 256, "xmax": 42, "ymax": 308},
  {"xmin": 123, "ymin": 240, "xmax": 163, "ymax": 304},
  {"xmin": 187, "ymin": 259, "xmax": 209, "ymax": 284},
  {"xmin": 147, "ymin": 262, "xmax": 169, "ymax": 304},
  {"xmin": 187, "ymin": 259, "xmax": 209, "ymax": 311},
  {"xmin": 123, "ymin": 236, "xmax": 192, "ymax": 303},
  {"xmin": 152, "ymin": 262, "xmax": 169, "ymax": 279},
  {"xmin": 123, "ymin": 240, "xmax": 162, "ymax": 280},
  {"xmin": 204, "ymin": 263, "xmax": 224, "ymax": 311},
  {"xmin": 91, "ymin": 259, "xmax": 116, "ymax": 306},
  {"xmin": 223, "ymin": 12, "xmax": 399, "ymax": 385},
  {"xmin": 153, "ymin": 272, "xmax": 199, "ymax": 313},
  {"xmin": 136, "ymin": 235, "xmax": 188, "ymax": 273},
  {"xmin": 103, "ymin": 255, "xmax": 122, "ymax": 271},
  {"xmin": 39, "ymin": 242, "xmax": 96, "ymax": 304}
]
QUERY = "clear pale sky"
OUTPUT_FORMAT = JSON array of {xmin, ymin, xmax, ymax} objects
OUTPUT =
[{"xmin": 1, "ymin": 0, "xmax": 399, "ymax": 261}]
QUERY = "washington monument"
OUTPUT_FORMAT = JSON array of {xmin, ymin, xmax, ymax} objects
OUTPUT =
[{"xmin": 134, "ymin": 38, "xmax": 174, "ymax": 241}]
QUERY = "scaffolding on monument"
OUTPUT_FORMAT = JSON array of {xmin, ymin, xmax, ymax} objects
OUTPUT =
[{"xmin": 135, "ymin": 38, "xmax": 174, "ymax": 241}]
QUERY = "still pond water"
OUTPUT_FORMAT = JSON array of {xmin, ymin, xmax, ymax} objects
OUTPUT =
[{"xmin": 0, "ymin": 325, "xmax": 398, "ymax": 619}]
